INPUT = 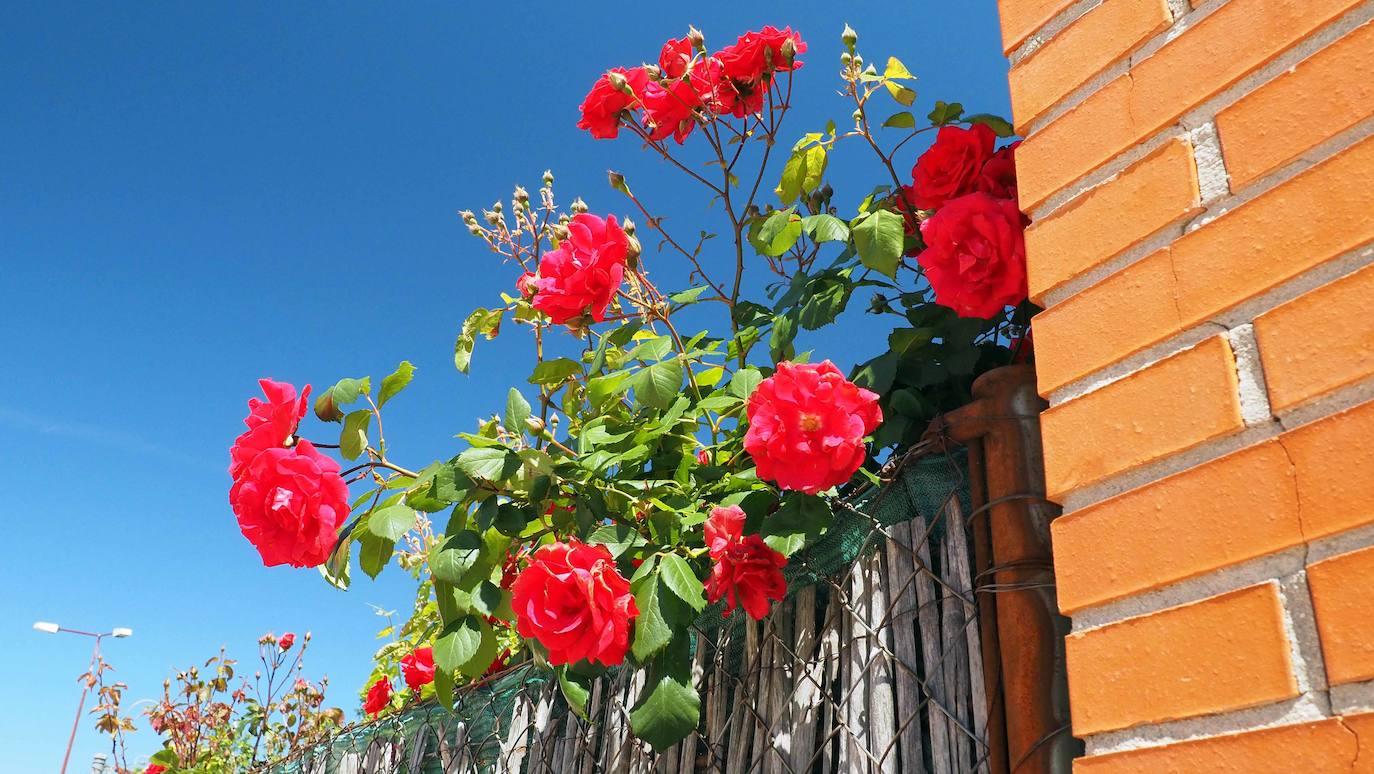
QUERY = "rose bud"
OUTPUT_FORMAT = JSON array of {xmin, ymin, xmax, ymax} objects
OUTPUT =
[{"xmin": 279, "ymin": 632, "xmax": 296, "ymax": 651}]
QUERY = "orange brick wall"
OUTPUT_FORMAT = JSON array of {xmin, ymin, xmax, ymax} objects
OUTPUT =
[{"xmin": 997, "ymin": 0, "xmax": 1374, "ymax": 766}]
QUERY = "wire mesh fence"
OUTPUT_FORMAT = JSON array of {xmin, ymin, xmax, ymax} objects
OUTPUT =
[{"xmin": 261, "ymin": 451, "xmax": 1009, "ymax": 774}]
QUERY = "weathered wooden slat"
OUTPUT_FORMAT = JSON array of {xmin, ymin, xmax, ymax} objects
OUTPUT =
[
  {"xmin": 945, "ymin": 496, "xmax": 991, "ymax": 774},
  {"xmin": 819, "ymin": 590, "xmax": 842, "ymax": 774},
  {"xmin": 725, "ymin": 619, "xmax": 758, "ymax": 773},
  {"xmin": 866, "ymin": 548, "xmax": 899, "ymax": 774},
  {"xmin": 841, "ymin": 563, "xmax": 869, "ymax": 774},
  {"xmin": 788, "ymin": 585, "xmax": 822, "ymax": 774},
  {"xmin": 706, "ymin": 626, "xmax": 731, "ymax": 774},
  {"xmin": 910, "ymin": 511, "xmax": 953, "ymax": 774},
  {"xmin": 941, "ymin": 535, "xmax": 972, "ymax": 772},
  {"xmin": 500, "ymin": 690, "xmax": 533, "ymax": 773},
  {"xmin": 883, "ymin": 519, "xmax": 927, "ymax": 773}
]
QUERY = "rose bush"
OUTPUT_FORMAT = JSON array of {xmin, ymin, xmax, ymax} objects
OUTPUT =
[{"xmin": 232, "ymin": 22, "xmax": 1032, "ymax": 753}]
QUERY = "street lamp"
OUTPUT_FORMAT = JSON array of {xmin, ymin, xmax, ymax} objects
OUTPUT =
[{"xmin": 34, "ymin": 622, "xmax": 133, "ymax": 774}]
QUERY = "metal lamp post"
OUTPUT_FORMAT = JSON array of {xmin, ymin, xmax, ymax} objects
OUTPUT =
[{"xmin": 33, "ymin": 622, "xmax": 133, "ymax": 774}]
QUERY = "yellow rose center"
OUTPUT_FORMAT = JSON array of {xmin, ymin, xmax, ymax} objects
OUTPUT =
[{"xmin": 799, "ymin": 414, "xmax": 822, "ymax": 432}]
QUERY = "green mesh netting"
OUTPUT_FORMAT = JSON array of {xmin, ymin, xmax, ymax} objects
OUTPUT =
[{"xmin": 261, "ymin": 451, "xmax": 969, "ymax": 774}]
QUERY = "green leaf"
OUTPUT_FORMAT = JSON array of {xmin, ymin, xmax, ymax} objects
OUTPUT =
[
  {"xmin": 884, "ymin": 56, "xmax": 915, "ymax": 80},
  {"xmin": 852, "ymin": 209, "xmax": 905, "ymax": 279},
  {"xmin": 884, "ymin": 81, "xmax": 916, "ymax": 106},
  {"xmin": 368, "ymin": 504, "xmax": 415, "ymax": 541},
  {"xmin": 505, "ymin": 388, "xmax": 532, "ymax": 435},
  {"xmin": 149, "ymin": 749, "xmax": 179, "ymax": 767},
  {"xmin": 557, "ymin": 666, "xmax": 593, "ymax": 719},
  {"xmin": 589, "ymin": 321, "xmax": 643, "ymax": 375},
  {"xmin": 631, "ymin": 571, "xmax": 676, "ymax": 661},
  {"xmin": 529, "ymin": 357, "xmax": 582, "ymax": 386},
  {"xmin": 669, "ymin": 286, "xmax": 711, "ymax": 306},
  {"xmin": 631, "ymin": 359, "xmax": 683, "ymax": 410},
  {"xmin": 729, "ymin": 367, "xmax": 763, "ymax": 400},
  {"xmin": 658, "ymin": 554, "xmax": 706, "ymax": 612},
  {"xmin": 377, "ymin": 361, "xmax": 415, "ymax": 408},
  {"xmin": 429, "ymin": 530, "xmax": 482, "ymax": 583},
  {"xmin": 340, "ymin": 409, "xmax": 371, "ymax": 460},
  {"xmin": 357, "ymin": 532, "xmax": 394, "ymax": 579},
  {"xmin": 455, "ymin": 446, "xmax": 519, "ymax": 483},
  {"xmin": 966, "ymin": 113, "xmax": 1016, "ymax": 137},
  {"xmin": 752, "ymin": 209, "xmax": 803, "ymax": 257},
  {"xmin": 433, "ymin": 616, "xmax": 482, "ymax": 673},
  {"xmin": 455, "ymin": 307, "xmax": 503, "ymax": 374},
  {"xmin": 928, "ymin": 101, "xmax": 965, "ymax": 126},
  {"xmin": 769, "ymin": 313, "xmax": 797, "ymax": 363},
  {"xmin": 799, "ymin": 278, "xmax": 852, "ymax": 331},
  {"xmin": 889, "ymin": 327, "xmax": 937, "ymax": 357},
  {"xmin": 319, "ymin": 539, "xmax": 351, "ymax": 590},
  {"xmin": 775, "ymin": 149, "xmax": 807, "ymax": 204},
  {"xmin": 882, "ymin": 111, "xmax": 916, "ymax": 129},
  {"xmin": 314, "ymin": 376, "xmax": 371, "ymax": 422},
  {"xmin": 433, "ymin": 662, "xmax": 456, "ymax": 711},
  {"xmin": 800, "ymin": 145, "xmax": 827, "ymax": 196},
  {"xmin": 762, "ymin": 494, "xmax": 833, "ymax": 556},
  {"xmin": 588, "ymin": 523, "xmax": 648, "ymax": 558},
  {"xmin": 851, "ymin": 352, "xmax": 899, "ymax": 394},
  {"xmin": 629, "ymin": 646, "xmax": 701, "ymax": 753},
  {"xmin": 801, "ymin": 213, "xmax": 849, "ymax": 243}
]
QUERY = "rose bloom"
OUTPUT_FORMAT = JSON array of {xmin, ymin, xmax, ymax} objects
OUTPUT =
[
  {"xmin": 401, "ymin": 646, "xmax": 435, "ymax": 690},
  {"xmin": 278, "ymin": 632, "xmax": 295, "ymax": 651},
  {"xmin": 510, "ymin": 540, "xmax": 638, "ymax": 667},
  {"xmin": 531, "ymin": 213, "xmax": 629, "ymax": 324},
  {"xmin": 976, "ymin": 141, "xmax": 1020, "ymax": 201},
  {"xmin": 228, "ymin": 379, "xmax": 311, "ymax": 480},
  {"xmin": 576, "ymin": 67, "xmax": 649, "ymax": 140},
  {"xmin": 145, "ymin": 766, "xmax": 168, "ymax": 774},
  {"xmin": 918, "ymin": 192, "xmax": 1029, "ymax": 319},
  {"xmin": 696, "ymin": 448, "xmax": 712, "ymax": 466},
  {"xmin": 483, "ymin": 648, "xmax": 512, "ymax": 678},
  {"xmin": 515, "ymin": 271, "xmax": 537, "ymax": 298},
  {"xmin": 363, "ymin": 677, "xmax": 392, "ymax": 717},
  {"xmin": 704, "ymin": 505, "xmax": 787, "ymax": 620},
  {"xmin": 230, "ymin": 440, "xmax": 350, "ymax": 568},
  {"xmin": 715, "ymin": 26, "xmax": 806, "ymax": 84},
  {"xmin": 744, "ymin": 361, "xmax": 882, "ymax": 495},
  {"xmin": 907, "ymin": 124, "xmax": 996, "ymax": 210},
  {"xmin": 641, "ymin": 75, "xmax": 704, "ymax": 144},
  {"xmin": 658, "ymin": 35, "xmax": 694, "ymax": 79}
]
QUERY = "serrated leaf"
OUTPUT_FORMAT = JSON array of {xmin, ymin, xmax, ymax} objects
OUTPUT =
[
  {"xmin": 358, "ymin": 532, "xmax": 393, "ymax": 579},
  {"xmin": 728, "ymin": 367, "xmax": 763, "ymax": 400},
  {"xmin": 377, "ymin": 361, "xmax": 414, "ymax": 408},
  {"xmin": 882, "ymin": 111, "xmax": 916, "ymax": 129},
  {"xmin": 340, "ymin": 409, "xmax": 371, "ymax": 460},
  {"xmin": 588, "ymin": 523, "xmax": 648, "ymax": 558},
  {"xmin": 368, "ymin": 504, "xmax": 415, "ymax": 541},
  {"xmin": 658, "ymin": 554, "xmax": 706, "ymax": 612},
  {"xmin": 433, "ymin": 662, "xmax": 455, "ymax": 711},
  {"xmin": 504, "ymin": 388, "xmax": 531, "ymax": 435},
  {"xmin": 433, "ymin": 616, "xmax": 482, "ymax": 673},
  {"xmin": 455, "ymin": 446, "xmax": 519, "ymax": 483},
  {"xmin": 751, "ymin": 209, "xmax": 803, "ymax": 257},
  {"xmin": 928, "ymin": 101, "xmax": 964, "ymax": 126},
  {"xmin": 631, "ymin": 359, "xmax": 683, "ymax": 410},
  {"xmin": 429, "ymin": 530, "xmax": 482, "ymax": 583},
  {"xmin": 455, "ymin": 307, "xmax": 502, "ymax": 374},
  {"xmin": 557, "ymin": 666, "xmax": 593, "ymax": 719},
  {"xmin": 631, "ymin": 572, "xmax": 675, "ymax": 661},
  {"xmin": 529, "ymin": 358, "xmax": 582, "ymax": 386},
  {"xmin": 629, "ymin": 645, "xmax": 700, "ymax": 753},
  {"xmin": 801, "ymin": 213, "xmax": 849, "ymax": 243},
  {"xmin": 320, "ymin": 538, "xmax": 351, "ymax": 590},
  {"xmin": 669, "ymin": 286, "xmax": 710, "ymax": 306},
  {"xmin": 852, "ymin": 209, "xmax": 905, "ymax": 279}
]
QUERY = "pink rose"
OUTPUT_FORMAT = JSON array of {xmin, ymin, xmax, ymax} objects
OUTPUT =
[
  {"xmin": 918, "ymin": 192, "xmax": 1028, "ymax": 319},
  {"xmin": 704, "ymin": 505, "xmax": 787, "ymax": 620},
  {"xmin": 510, "ymin": 540, "xmax": 638, "ymax": 667},
  {"xmin": 230, "ymin": 440, "xmax": 349, "ymax": 568},
  {"xmin": 532, "ymin": 213, "xmax": 629, "ymax": 324},
  {"xmin": 576, "ymin": 67, "xmax": 649, "ymax": 140},
  {"xmin": 907, "ymin": 124, "xmax": 996, "ymax": 210},
  {"xmin": 228, "ymin": 379, "xmax": 310, "ymax": 480},
  {"xmin": 743, "ymin": 361, "xmax": 882, "ymax": 495}
]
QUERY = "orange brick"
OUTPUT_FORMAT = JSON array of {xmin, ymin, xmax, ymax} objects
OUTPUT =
[
  {"xmin": 1053, "ymin": 440, "xmax": 1300, "ymax": 613},
  {"xmin": 1218, "ymin": 20, "xmax": 1374, "ymax": 188},
  {"xmin": 1026, "ymin": 138, "xmax": 1200, "ymax": 303},
  {"xmin": 1308, "ymin": 545, "xmax": 1374, "ymax": 685},
  {"xmin": 1033, "ymin": 134, "xmax": 1374, "ymax": 395},
  {"xmin": 1009, "ymin": 0, "xmax": 1171, "ymax": 129},
  {"xmin": 1041, "ymin": 336, "xmax": 1242, "ymax": 500},
  {"xmin": 1073, "ymin": 719, "xmax": 1358, "ymax": 773},
  {"xmin": 1017, "ymin": 0, "xmax": 1363, "ymax": 211},
  {"xmin": 1347, "ymin": 713, "xmax": 1374, "ymax": 773},
  {"xmin": 1033, "ymin": 251, "xmax": 1181, "ymax": 395},
  {"xmin": 1255, "ymin": 261, "xmax": 1374, "ymax": 413},
  {"xmin": 1066, "ymin": 583, "xmax": 1298, "ymax": 735},
  {"xmin": 1282, "ymin": 399, "xmax": 1374, "ymax": 539},
  {"xmin": 997, "ymin": 0, "xmax": 1076, "ymax": 54}
]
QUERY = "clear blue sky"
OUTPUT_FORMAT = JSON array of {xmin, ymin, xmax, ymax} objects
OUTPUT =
[{"xmin": 0, "ymin": 2, "xmax": 1008, "ymax": 770}]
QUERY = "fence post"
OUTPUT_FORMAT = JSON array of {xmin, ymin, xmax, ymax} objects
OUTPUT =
[{"xmin": 927, "ymin": 364, "xmax": 1079, "ymax": 773}]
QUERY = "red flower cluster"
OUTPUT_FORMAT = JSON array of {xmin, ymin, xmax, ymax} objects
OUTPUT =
[
  {"xmin": 510, "ymin": 540, "xmax": 638, "ymax": 666},
  {"xmin": 744, "ymin": 361, "xmax": 882, "ymax": 495},
  {"xmin": 704, "ymin": 506, "xmax": 787, "ymax": 620},
  {"xmin": 530, "ymin": 213, "xmax": 629, "ymax": 324},
  {"xmin": 401, "ymin": 646, "xmax": 435, "ymax": 690},
  {"xmin": 363, "ymin": 676, "xmax": 392, "ymax": 716},
  {"xmin": 576, "ymin": 26, "xmax": 806, "ymax": 144},
  {"xmin": 229, "ymin": 380, "xmax": 349, "ymax": 568},
  {"xmin": 905, "ymin": 125, "xmax": 1028, "ymax": 319}
]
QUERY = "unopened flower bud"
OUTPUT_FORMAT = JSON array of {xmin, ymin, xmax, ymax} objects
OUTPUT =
[
  {"xmin": 491, "ymin": 201, "xmax": 503, "ymax": 214},
  {"xmin": 607, "ymin": 71, "xmax": 634, "ymax": 96},
  {"xmin": 513, "ymin": 186, "xmax": 529, "ymax": 203},
  {"xmin": 524, "ymin": 416, "xmax": 545, "ymax": 435},
  {"xmin": 551, "ymin": 223, "xmax": 570, "ymax": 242},
  {"xmin": 625, "ymin": 235, "xmax": 642, "ymax": 268},
  {"xmin": 841, "ymin": 24, "xmax": 858, "ymax": 51},
  {"xmin": 780, "ymin": 38, "xmax": 797, "ymax": 65},
  {"xmin": 570, "ymin": 197, "xmax": 589, "ymax": 214},
  {"xmin": 313, "ymin": 392, "xmax": 343, "ymax": 422},
  {"xmin": 608, "ymin": 170, "xmax": 627, "ymax": 193},
  {"xmin": 620, "ymin": 216, "xmax": 636, "ymax": 236},
  {"xmin": 688, "ymin": 26, "xmax": 705, "ymax": 50},
  {"xmin": 542, "ymin": 169, "xmax": 554, "ymax": 186},
  {"xmin": 459, "ymin": 210, "xmax": 477, "ymax": 225},
  {"xmin": 642, "ymin": 64, "xmax": 662, "ymax": 80},
  {"xmin": 840, "ymin": 52, "xmax": 852, "ymax": 67}
]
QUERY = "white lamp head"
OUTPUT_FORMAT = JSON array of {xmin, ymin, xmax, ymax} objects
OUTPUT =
[
  {"xmin": 33, "ymin": 621, "xmax": 60, "ymax": 634},
  {"xmin": 111, "ymin": 628, "xmax": 133, "ymax": 638}
]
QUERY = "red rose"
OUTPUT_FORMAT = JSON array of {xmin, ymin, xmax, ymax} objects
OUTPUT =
[
  {"xmin": 976, "ymin": 141, "xmax": 1020, "ymax": 201},
  {"xmin": 230, "ymin": 440, "xmax": 350, "ymax": 568},
  {"xmin": 531, "ymin": 213, "xmax": 629, "ymax": 324},
  {"xmin": 400, "ymin": 646, "xmax": 435, "ymax": 690},
  {"xmin": 715, "ymin": 26, "xmax": 806, "ymax": 84},
  {"xmin": 516, "ymin": 271, "xmax": 536, "ymax": 298},
  {"xmin": 278, "ymin": 632, "xmax": 295, "ymax": 651},
  {"xmin": 363, "ymin": 677, "xmax": 391, "ymax": 716},
  {"xmin": 704, "ymin": 505, "xmax": 787, "ymax": 620},
  {"xmin": 693, "ymin": 56, "xmax": 764, "ymax": 118},
  {"xmin": 145, "ymin": 766, "xmax": 168, "ymax": 774},
  {"xmin": 907, "ymin": 124, "xmax": 996, "ymax": 210},
  {"xmin": 510, "ymin": 540, "xmax": 638, "ymax": 667},
  {"xmin": 228, "ymin": 379, "xmax": 311, "ymax": 479},
  {"xmin": 483, "ymin": 648, "xmax": 512, "ymax": 678},
  {"xmin": 918, "ymin": 192, "xmax": 1028, "ymax": 319},
  {"xmin": 658, "ymin": 36, "xmax": 695, "ymax": 79},
  {"xmin": 743, "ymin": 361, "xmax": 882, "ymax": 495},
  {"xmin": 696, "ymin": 448, "xmax": 711, "ymax": 466},
  {"xmin": 576, "ymin": 67, "xmax": 649, "ymax": 140},
  {"xmin": 641, "ymin": 77, "xmax": 702, "ymax": 144}
]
